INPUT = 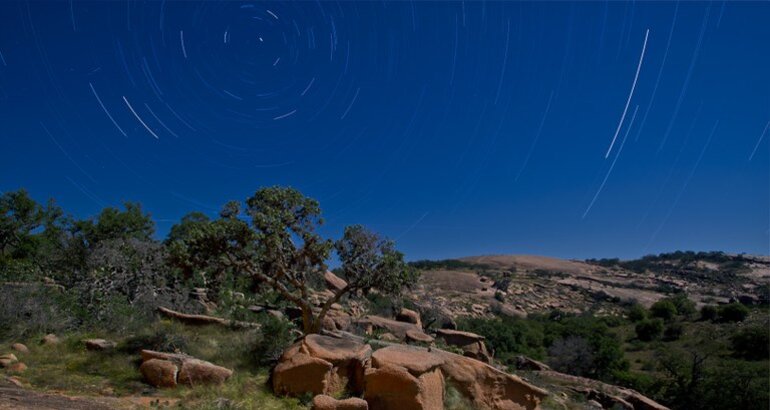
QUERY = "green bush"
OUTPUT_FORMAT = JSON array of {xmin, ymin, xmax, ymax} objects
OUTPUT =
[
  {"xmin": 730, "ymin": 326, "xmax": 769, "ymax": 360},
  {"xmin": 650, "ymin": 300, "xmax": 677, "ymax": 321},
  {"xmin": 699, "ymin": 305, "xmax": 718, "ymax": 321},
  {"xmin": 252, "ymin": 315, "xmax": 295, "ymax": 366},
  {"xmin": 635, "ymin": 319, "xmax": 664, "ymax": 341},
  {"xmin": 717, "ymin": 303, "xmax": 749, "ymax": 323},
  {"xmin": 627, "ymin": 304, "xmax": 648, "ymax": 322},
  {"xmin": 663, "ymin": 322, "xmax": 684, "ymax": 341}
]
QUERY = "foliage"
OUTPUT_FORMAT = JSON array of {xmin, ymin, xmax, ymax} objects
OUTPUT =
[
  {"xmin": 627, "ymin": 303, "xmax": 647, "ymax": 322},
  {"xmin": 650, "ymin": 300, "xmax": 677, "ymax": 321},
  {"xmin": 635, "ymin": 319, "xmax": 664, "ymax": 341},
  {"xmin": 252, "ymin": 314, "xmax": 295, "ymax": 366},
  {"xmin": 717, "ymin": 303, "xmax": 749, "ymax": 323},
  {"xmin": 730, "ymin": 326, "xmax": 770, "ymax": 360},
  {"xmin": 699, "ymin": 305, "xmax": 718, "ymax": 321}
]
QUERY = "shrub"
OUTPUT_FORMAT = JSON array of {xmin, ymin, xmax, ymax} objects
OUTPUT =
[
  {"xmin": 635, "ymin": 319, "xmax": 664, "ymax": 341},
  {"xmin": 650, "ymin": 300, "xmax": 677, "ymax": 321},
  {"xmin": 547, "ymin": 336, "xmax": 595, "ymax": 377},
  {"xmin": 662, "ymin": 322, "xmax": 684, "ymax": 341},
  {"xmin": 717, "ymin": 303, "xmax": 749, "ymax": 323},
  {"xmin": 730, "ymin": 326, "xmax": 769, "ymax": 360},
  {"xmin": 627, "ymin": 304, "xmax": 647, "ymax": 322},
  {"xmin": 699, "ymin": 305, "xmax": 718, "ymax": 321},
  {"xmin": 252, "ymin": 315, "xmax": 295, "ymax": 366},
  {"xmin": 120, "ymin": 325, "xmax": 190, "ymax": 354}
]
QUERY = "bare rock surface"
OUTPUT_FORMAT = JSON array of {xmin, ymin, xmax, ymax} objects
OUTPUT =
[
  {"xmin": 312, "ymin": 394, "xmax": 369, "ymax": 410},
  {"xmin": 139, "ymin": 349, "xmax": 232, "ymax": 388}
]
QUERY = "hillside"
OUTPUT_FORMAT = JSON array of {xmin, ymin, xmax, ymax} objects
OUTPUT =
[{"xmin": 408, "ymin": 252, "xmax": 770, "ymax": 321}]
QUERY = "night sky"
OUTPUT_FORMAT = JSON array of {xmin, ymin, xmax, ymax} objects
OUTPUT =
[{"xmin": 1, "ymin": 1, "xmax": 768, "ymax": 260}]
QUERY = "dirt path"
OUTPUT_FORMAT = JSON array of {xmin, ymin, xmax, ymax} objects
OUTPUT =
[{"xmin": 0, "ymin": 384, "xmax": 125, "ymax": 410}]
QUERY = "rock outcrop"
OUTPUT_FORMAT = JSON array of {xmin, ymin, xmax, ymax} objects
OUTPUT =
[
  {"xmin": 0, "ymin": 354, "xmax": 18, "ymax": 368},
  {"xmin": 365, "ymin": 347, "xmax": 445, "ymax": 410},
  {"xmin": 312, "ymin": 394, "xmax": 369, "ymax": 410},
  {"xmin": 273, "ymin": 334, "xmax": 371, "ymax": 397},
  {"xmin": 371, "ymin": 345, "xmax": 546, "ymax": 410},
  {"xmin": 41, "ymin": 334, "xmax": 59, "ymax": 345},
  {"xmin": 139, "ymin": 350, "xmax": 232, "ymax": 388},
  {"xmin": 435, "ymin": 329, "xmax": 491, "ymax": 363},
  {"xmin": 355, "ymin": 316, "xmax": 433, "ymax": 344}
]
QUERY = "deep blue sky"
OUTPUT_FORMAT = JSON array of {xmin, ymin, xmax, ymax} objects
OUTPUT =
[{"xmin": 1, "ymin": 1, "xmax": 768, "ymax": 261}]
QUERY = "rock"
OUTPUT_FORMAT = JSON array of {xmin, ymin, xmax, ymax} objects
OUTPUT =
[
  {"xmin": 355, "ymin": 316, "xmax": 433, "ymax": 343},
  {"xmin": 10, "ymin": 343, "xmax": 28, "ymax": 353},
  {"xmin": 436, "ymin": 351, "xmax": 546, "ymax": 410},
  {"xmin": 139, "ymin": 350, "xmax": 232, "ymax": 388},
  {"xmin": 41, "ymin": 334, "xmax": 59, "ymax": 345},
  {"xmin": 514, "ymin": 355, "xmax": 550, "ymax": 371},
  {"xmin": 539, "ymin": 370, "xmax": 668, "ymax": 410},
  {"xmin": 364, "ymin": 364, "xmax": 444, "ymax": 410},
  {"xmin": 84, "ymin": 339, "xmax": 116, "ymax": 351},
  {"xmin": 157, "ymin": 306, "xmax": 259, "ymax": 329},
  {"xmin": 0, "ymin": 354, "xmax": 18, "ymax": 368},
  {"xmin": 370, "ymin": 344, "xmax": 547, "ymax": 410},
  {"xmin": 325, "ymin": 271, "xmax": 348, "ymax": 292},
  {"xmin": 267, "ymin": 309, "xmax": 285, "ymax": 320},
  {"xmin": 395, "ymin": 308, "xmax": 422, "ymax": 328},
  {"xmin": 177, "ymin": 359, "xmax": 233, "ymax": 386},
  {"xmin": 323, "ymin": 309, "xmax": 352, "ymax": 331},
  {"xmin": 273, "ymin": 335, "xmax": 371, "ymax": 398},
  {"xmin": 435, "ymin": 329, "xmax": 490, "ymax": 363},
  {"xmin": 7, "ymin": 362, "xmax": 27, "ymax": 373},
  {"xmin": 140, "ymin": 358, "xmax": 179, "ymax": 388},
  {"xmin": 5, "ymin": 376, "xmax": 25, "ymax": 388},
  {"xmin": 312, "ymin": 394, "xmax": 369, "ymax": 410}
]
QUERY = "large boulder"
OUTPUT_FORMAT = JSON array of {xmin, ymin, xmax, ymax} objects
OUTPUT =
[
  {"xmin": 435, "ymin": 329, "xmax": 491, "ymax": 363},
  {"xmin": 325, "ymin": 271, "xmax": 348, "ymax": 292},
  {"xmin": 355, "ymin": 316, "xmax": 433, "ymax": 343},
  {"xmin": 369, "ymin": 345, "xmax": 547, "ymax": 410},
  {"xmin": 41, "ymin": 334, "xmax": 59, "ymax": 345},
  {"xmin": 178, "ymin": 358, "xmax": 233, "ymax": 386},
  {"xmin": 312, "ymin": 394, "xmax": 369, "ymax": 410},
  {"xmin": 140, "ymin": 358, "xmax": 179, "ymax": 388},
  {"xmin": 139, "ymin": 350, "xmax": 232, "ymax": 388},
  {"xmin": 366, "ymin": 346, "xmax": 446, "ymax": 410},
  {"xmin": 437, "ymin": 351, "xmax": 546, "ymax": 410},
  {"xmin": 273, "ymin": 334, "xmax": 371, "ymax": 398},
  {"xmin": 396, "ymin": 308, "xmax": 422, "ymax": 328}
]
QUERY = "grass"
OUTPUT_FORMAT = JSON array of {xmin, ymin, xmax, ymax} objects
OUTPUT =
[{"xmin": 1, "ymin": 320, "xmax": 306, "ymax": 409}]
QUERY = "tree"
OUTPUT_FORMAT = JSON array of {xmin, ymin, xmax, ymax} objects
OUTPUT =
[
  {"xmin": 77, "ymin": 202, "xmax": 154, "ymax": 246},
  {"xmin": 627, "ymin": 303, "xmax": 648, "ymax": 322},
  {"xmin": 699, "ymin": 305, "xmax": 718, "ymax": 321},
  {"xmin": 730, "ymin": 326, "xmax": 770, "ymax": 360},
  {"xmin": 635, "ymin": 318, "xmax": 664, "ymax": 341},
  {"xmin": 717, "ymin": 303, "xmax": 749, "ymax": 323},
  {"xmin": 0, "ymin": 189, "xmax": 44, "ymax": 258},
  {"xmin": 650, "ymin": 300, "xmax": 677, "ymax": 321},
  {"xmin": 180, "ymin": 187, "xmax": 417, "ymax": 334}
]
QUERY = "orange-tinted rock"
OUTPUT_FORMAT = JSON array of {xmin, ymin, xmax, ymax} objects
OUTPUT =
[
  {"xmin": 355, "ymin": 316, "xmax": 432, "ymax": 343},
  {"xmin": 364, "ymin": 364, "xmax": 443, "ymax": 410},
  {"xmin": 273, "ymin": 335, "xmax": 371, "ymax": 398},
  {"xmin": 177, "ymin": 359, "xmax": 232, "ymax": 386},
  {"xmin": 437, "ymin": 351, "xmax": 547, "ymax": 410},
  {"xmin": 41, "ymin": 334, "xmax": 59, "ymax": 345},
  {"xmin": 7, "ymin": 362, "xmax": 27, "ymax": 373},
  {"xmin": 396, "ymin": 308, "xmax": 422, "ymax": 328},
  {"xmin": 325, "ymin": 271, "xmax": 348, "ymax": 292},
  {"xmin": 435, "ymin": 329, "xmax": 490, "ymax": 363},
  {"xmin": 84, "ymin": 339, "xmax": 116, "ymax": 351},
  {"xmin": 0, "ymin": 354, "xmax": 18, "ymax": 368},
  {"xmin": 140, "ymin": 359, "xmax": 178, "ymax": 388},
  {"xmin": 312, "ymin": 394, "xmax": 369, "ymax": 410},
  {"xmin": 10, "ymin": 343, "xmax": 29, "ymax": 354}
]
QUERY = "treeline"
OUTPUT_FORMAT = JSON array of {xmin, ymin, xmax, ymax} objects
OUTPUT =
[{"xmin": 0, "ymin": 187, "xmax": 415, "ymax": 338}]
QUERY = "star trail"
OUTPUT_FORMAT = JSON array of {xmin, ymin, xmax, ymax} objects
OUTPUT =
[{"xmin": 0, "ymin": 1, "xmax": 768, "ymax": 260}]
